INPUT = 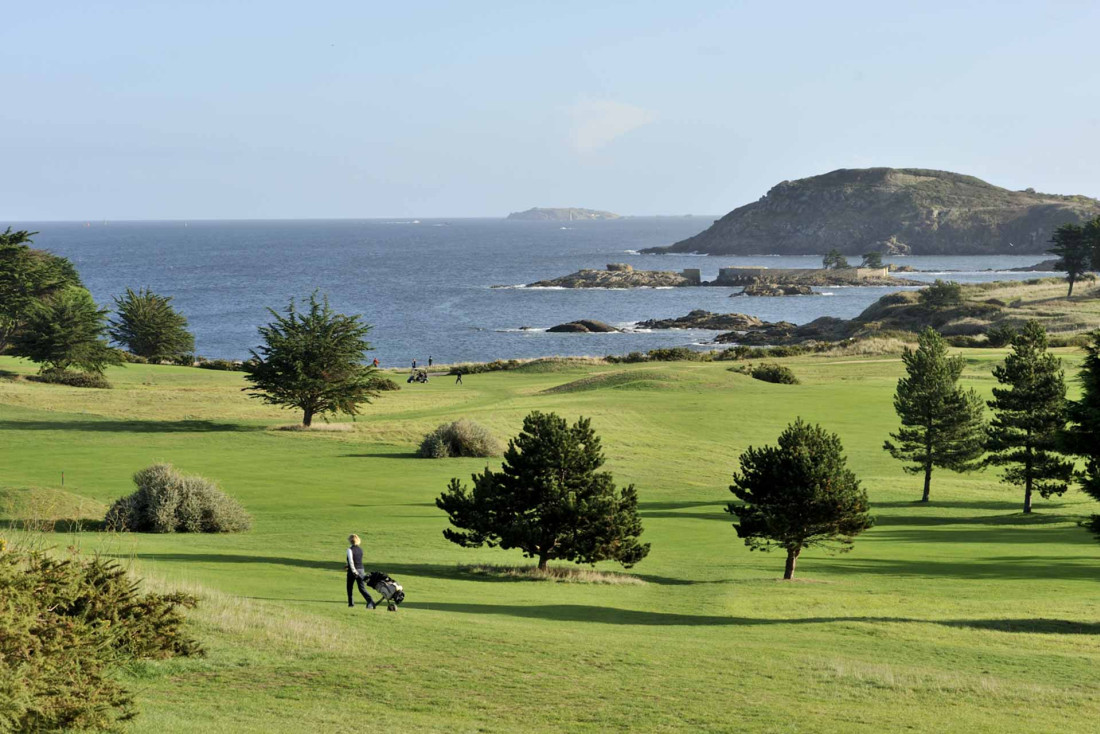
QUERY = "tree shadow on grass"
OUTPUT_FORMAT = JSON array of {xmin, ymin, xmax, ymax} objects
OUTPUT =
[
  {"xmin": 340, "ymin": 452, "xmax": 422, "ymax": 460},
  {"xmin": 873, "ymin": 512, "xmax": 1075, "ymax": 527},
  {"xmin": 872, "ymin": 525, "xmax": 1090, "ymax": 545},
  {"xmin": 121, "ymin": 553, "xmax": 700, "ymax": 586},
  {"xmin": 639, "ymin": 500, "xmax": 730, "ymax": 522},
  {"xmin": 873, "ymin": 500, "xmax": 1024, "ymax": 511},
  {"xmin": 811, "ymin": 555, "xmax": 1100, "ymax": 581},
  {"xmin": 399, "ymin": 603, "xmax": 1100, "ymax": 633},
  {"xmin": 0, "ymin": 419, "xmax": 259, "ymax": 433}
]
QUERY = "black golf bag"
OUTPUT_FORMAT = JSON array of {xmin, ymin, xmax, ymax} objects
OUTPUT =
[{"xmin": 366, "ymin": 571, "xmax": 405, "ymax": 611}]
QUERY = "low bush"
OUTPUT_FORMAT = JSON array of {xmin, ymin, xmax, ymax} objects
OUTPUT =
[
  {"xmin": 418, "ymin": 419, "xmax": 502, "ymax": 458},
  {"xmin": 105, "ymin": 463, "xmax": 252, "ymax": 533},
  {"xmin": 0, "ymin": 541, "xmax": 202, "ymax": 731},
  {"xmin": 195, "ymin": 358, "xmax": 243, "ymax": 371},
  {"xmin": 645, "ymin": 346, "xmax": 703, "ymax": 362},
  {"xmin": 984, "ymin": 324, "xmax": 1018, "ymax": 347},
  {"xmin": 920, "ymin": 280, "xmax": 964, "ymax": 309},
  {"xmin": 715, "ymin": 344, "xmax": 814, "ymax": 361},
  {"xmin": 750, "ymin": 363, "xmax": 799, "ymax": 384},
  {"xmin": 26, "ymin": 369, "xmax": 112, "ymax": 389},
  {"xmin": 367, "ymin": 374, "xmax": 401, "ymax": 391},
  {"xmin": 117, "ymin": 351, "xmax": 149, "ymax": 364},
  {"xmin": 449, "ymin": 359, "xmax": 524, "ymax": 375},
  {"xmin": 605, "ymin": 351, "xmax": 650, "ymax": 364}
]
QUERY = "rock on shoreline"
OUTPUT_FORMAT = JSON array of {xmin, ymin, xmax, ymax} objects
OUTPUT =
[
  {"xmin": 636, "ymin": 310, "xmax": 765, "ymax": 330},
  {"xmin": 546, "ymin": 320, "xmax": 619, "ymax": 333},
  {"xmin": 528, "ymin": 268, "xmax": 694, "ymax": 288}
]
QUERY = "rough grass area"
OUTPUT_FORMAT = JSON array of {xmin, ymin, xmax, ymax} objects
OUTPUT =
[
  {"xmin": 458, "ymin": 564, "xmax": 647, "ymax": 585},
  {"xmin": 0, "ymin": 486, "xmax": 107, "ymax": 531}
]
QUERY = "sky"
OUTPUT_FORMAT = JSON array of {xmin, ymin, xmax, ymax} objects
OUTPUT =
[{"xmin": 2, "ymin": 1, "xmax": 1099, "ymax": 220}]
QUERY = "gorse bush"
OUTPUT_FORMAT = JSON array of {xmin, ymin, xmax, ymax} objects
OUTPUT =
[
  {"xmin": 105, "ymin": 463, "xmax": 252, "ymax": 533},
  {"xmin": 750, "ymin": 363, "xmax": 799, "ymax": 384},
  {"xmin": 920, "ymin": 279, "xmax": 964, "ymax": 308},
  {"xmin": 25, "ymin": 368, "xmax": 112, "ymax": 389},
  {"xmin": 418, "ymin": 419, "xmax": 502, "ymax": 458},
  {"xmin": 0, "ymin": 542, "xmax": 202, "ymax": 732}
]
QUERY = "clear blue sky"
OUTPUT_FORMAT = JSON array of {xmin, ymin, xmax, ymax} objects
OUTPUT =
[{"xmin": 3, "ymin": 1, "xmax": 1098, "ymax": 220}]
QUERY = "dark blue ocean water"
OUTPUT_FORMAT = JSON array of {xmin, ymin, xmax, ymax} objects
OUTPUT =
[{"xmin": 16, "ymin": 218, "xmax": 1055, "ymax": 364}]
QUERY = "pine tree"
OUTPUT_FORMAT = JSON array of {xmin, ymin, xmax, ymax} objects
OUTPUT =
[
  {"xmin": 728, "ymin": 419, "xmax": 873, "ymax": 579},
  {"xmin": 0, "ymin": 228, "xmax": 82, "ymax": 353},
  {"xmin": 860, "ymin": 251, "xmax": 884, "ymax": 269},
  {"xmin": 1065, "ymin": 331, "xmax": 1100, "ymax": 535},
  {"xmin": 822, "ymin": 248, "xmax": 850, "ymax": 270},
  {"xmin": 1048, "ymin": 222, "xmax": 1092, "ymax": 297},
  {"xmin": 243, "ymin": 292, "xmax": 378, "ymax": 426},
  {"xmin": 436, "ymin": 411, "xmax": 650, "ymax": 570},
  {"xmin": 110, "ymin": 287, "xmax": 195, "ymax": 361},
  {"xmin": 884, "ymin": 328, "xmax": 985, "ymax": 502},
  {"xmin": 986, "ymin": 321, "xmax": 1073, "ymax": 513}
]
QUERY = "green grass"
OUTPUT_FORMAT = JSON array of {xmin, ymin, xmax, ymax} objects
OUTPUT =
[{"xmin": 2, "ymin": 351, "xmax": 1100, "ymax": 733}]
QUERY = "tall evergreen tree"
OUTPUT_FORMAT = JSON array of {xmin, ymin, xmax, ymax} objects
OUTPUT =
[
  {"xmin": 1085, "ymin": 216, "xmax": 1100, "ymax": 271},
  {"xmin": 728, "ymin": 419, "xmax": 873, "ymax": 579},
  {"xmin": 1065, "ymin": 331, "xmax": 1100, "ymax": 536},
  {"xmin": 10, "ymin": 285, "xmax": 120, "ymax": 374},
  {"xmin": 986, "ymin": 321, "xmax": 1073, "ymax": 513},
  {"xmin": 244, "ymin": 293, "xmax": 378, "ymax": 426},
  {"xmin": 110, "ymin": 287, "xmax": 195, "ymax": 361},
  {"xmin": 436, "ymin": 411, "xmax": 649, "ymax": 570},
  {"xmin": 1048, "ymin": 222, "xmax": 1092, "ymax": 297},
  {"xmin": 0, "ymin": 228, "xmax": 82, "ymax": 353},
  {"xmin": 884, "ymin": 328, "xmax": 985, "ymax": 502}
]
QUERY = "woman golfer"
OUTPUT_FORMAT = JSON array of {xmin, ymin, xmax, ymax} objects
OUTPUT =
[{"xmin": 345, "ymin": 534, "xmax": 376, "ymax": 609}]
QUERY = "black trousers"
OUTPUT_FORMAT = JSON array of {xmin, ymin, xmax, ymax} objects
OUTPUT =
[{"xmin": 347, "ymin": 571, "xmax": 374, "ymax": 604}]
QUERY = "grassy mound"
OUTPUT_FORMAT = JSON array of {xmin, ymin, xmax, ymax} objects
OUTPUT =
[{"xmin": 542, "ymin": 369, "xmax": 679, "ymax": 394}]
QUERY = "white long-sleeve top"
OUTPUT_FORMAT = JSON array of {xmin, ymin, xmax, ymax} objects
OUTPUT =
[{"xmin": 346, "ymin": 547, "xmax": 358, "ymax": 575}]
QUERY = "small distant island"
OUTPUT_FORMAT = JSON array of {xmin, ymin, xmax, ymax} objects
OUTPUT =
[{"xmin": 507, "ymin": 207, "xmax": 621, "ymax": 221}]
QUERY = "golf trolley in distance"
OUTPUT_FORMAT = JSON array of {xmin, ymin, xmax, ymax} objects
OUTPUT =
[{"xmin": 366, "ymin": 571, "xmax": 405, "ymax": 611}]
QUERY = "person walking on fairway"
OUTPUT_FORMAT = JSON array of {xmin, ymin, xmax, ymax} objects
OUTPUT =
[
  {"xmin": 455, "ymin": 371, "xmax": 463, "ymax": 385},
  {"xmin": 345, "ymin": 534, "xmax": 375, "ymax": 609}
]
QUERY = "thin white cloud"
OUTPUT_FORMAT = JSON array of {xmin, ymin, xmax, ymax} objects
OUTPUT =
[{"xmin": 569, "ymin": 99, "xmax": 656, "ymax": 153}]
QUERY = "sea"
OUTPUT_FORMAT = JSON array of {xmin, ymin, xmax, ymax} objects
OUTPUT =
[{"xmin": 15, "ymin": 218, "xmax": 1057, "ymax": 365}]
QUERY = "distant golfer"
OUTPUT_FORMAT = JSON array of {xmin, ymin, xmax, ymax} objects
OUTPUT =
[
  {"xmin": 345, "ymin": 534, "xmax": 375, "ymax": 609},
  {"xmin": 455, "ymin": 371, "xmax": 463, "ymax": 385},
  {"xmin": 412, "ymin": 359, "xmax": 417, "ymax": 370},
  {"xmin": 428, "ymin": 355, "xmax": 433, "ymax": 367},
  {"xmin": 372, "ymin": 358, "xmax": 379, "ymax": 368}
]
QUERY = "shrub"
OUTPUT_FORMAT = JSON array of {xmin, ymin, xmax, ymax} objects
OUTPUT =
[
  {"xmin": 195, "ymin": 358, "xmax": 243, "ymax": 371},
  {"xmin": 750, "ymin": 363, "xmax": 799, "ymax": 384},
  {"xmin": 26, "ymin": 368, "xmax": 111, "ymax": 389},
  {"xmin": 117, "ymin": 350, "xmax": 149, "ymax": 364},
  {"xmin": 645, "ymin": 346, "xmax": 701, "ymax": 361},
  {"xmin": 716, "ymin": 344, "xmax": 814, "ymax": 361},
  {"xmin": 449, "ymin": 359, "xmax": 524, "ymax": 375},
  {"xmin": 920, "ymin": 280, "xmax": 964, "ymax": 309},
  {"xmin": 605, "ymin": 351, "xmax": 649, "ymax": 364},
  {"xmin": 418, "ymin": 419, "xmax": 502, "ymax": 458},
  {"xmin": 105, "ymin": 463, "xmax": 251, "ymax": 533},
  {"xmin": 366, "ymin": 374, "xmax": 400, "ymax": 391},
  {"xmin": 984, "ymin": 324, "xmax": 1018, "ymax": 347},
  {"xmin": 0, "ymin": 542, "xmax": 202, "ymax": 731}
]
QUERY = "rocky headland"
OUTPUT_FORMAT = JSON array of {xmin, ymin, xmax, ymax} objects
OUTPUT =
[
  {"xmin": 642, "ymin": 168, "xmax": 1100, "ymax": 256},
  {"xmin": 507, "ymin": 207, "xmax": 621, "ymax": 221}
]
